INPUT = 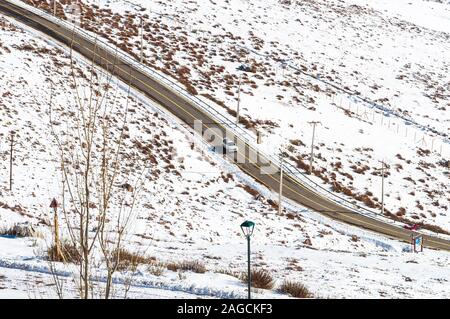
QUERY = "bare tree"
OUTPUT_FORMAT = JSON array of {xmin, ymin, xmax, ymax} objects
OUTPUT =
[{"xmin": 48, "ymin": 30, "xmax": 147, "ymax": 299}]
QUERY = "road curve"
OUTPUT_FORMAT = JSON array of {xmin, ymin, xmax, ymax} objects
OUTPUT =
[{"xmin": 1, "ymin": 0, "xmax": 449, "ymax": 251}]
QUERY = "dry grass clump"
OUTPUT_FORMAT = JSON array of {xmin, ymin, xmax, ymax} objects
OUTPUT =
[
  {"xmin": 239, "ymin": 184, "xmax": 260, "ymax": 198},
  {"xmin": 384, "ymin": 212, "xmax": 450, "ymax": 235},
  {"xmin": 167, "ymin": 260, "xmax": 207, "ymax": 273},
  {"xmin": 290, "ymin": 139, "xmax": 305, "ymax": 147},
  {"xmin": 47, "ymin": 242, "xmax": 81, "ymax": 264},
  {"xmin": 240, "ymin": 269, "xmax": 274, "ymax": 290},
  {"xmin": 113, "ymin": 248, "xmax": 156, "ymax": 271},
  {"xmin": 147, "ymin": 264, "xmax": 165, "ymax": 276},
  {"xmin": 278, "ymin": 280, "xmax": 313, "ymax": 298},
  {"xmin": 0, "ymin": 224, "xmax": 37, "ymax": 238}
]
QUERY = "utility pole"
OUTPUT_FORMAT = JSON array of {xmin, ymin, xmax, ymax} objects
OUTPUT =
[
  {"xmin": 236, "ymin": 72, "xmax": 242, "ymax": 125},
  {"xmin": 308, "ymin": 121, "xmax": 321, "ymax": 175},
  {"xmin": 381, "ymin": 161, "xmax": 386, "ymax": 216},
  {"xmin": 374, "ymin": 160, "xmax": 389, "ymax": 216},
  {"xmin": 279, "ymin": 151, "xmax": 283, "ymax": 215},
  {"xmin": 9, "ymin": 131, "xmax": 15, "ymax": 191},
  {"xmin": 53, "ymin": 0, "xmax": 57, "ymax": 16},
  {"xmin": 139, "ymin": 16, "xmax": 144, "ymax": 64}
]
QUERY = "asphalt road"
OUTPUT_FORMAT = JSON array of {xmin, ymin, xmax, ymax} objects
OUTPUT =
[{"xmin": 1, "ymin": 0, "xmax": 449, "ymax": 251}]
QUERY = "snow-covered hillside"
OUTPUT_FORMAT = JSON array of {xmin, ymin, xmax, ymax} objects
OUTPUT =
[
  {"xmin": 0, "ymin": 1, "xmax": 449, "ymax": 299},
  {"xmin": 20, "ymin": 0, "xmax": 450, "ymax": 233}
]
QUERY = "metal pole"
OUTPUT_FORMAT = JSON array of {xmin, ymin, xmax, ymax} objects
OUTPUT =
[
  {"xmin": 236, "ymin": 73, "xmax": 242, "ymax": 125},
  {"xmin": 279, "ymin": 153, "xmax": 283, "ymax": 215},
  {"xmin": 309, "ymin": 123, "xmax": 317, "ymax": 174},
  {"xmin": 247, "ymin": 235, "xmax": 251, "ymax": 299},
  {"xmin": 139, "ymin": 17, "xmax": 144, "ymax": 64},
  {"xmin": 381, "ymin": 161, "xmax": 385, "ymax": 216},
  {"xmin": 54, "ymin": 0, "xmax": 57, "ymax": 16}
]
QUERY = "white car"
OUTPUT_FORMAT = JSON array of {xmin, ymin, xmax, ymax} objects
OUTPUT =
[{"xmin": 215, "ymin": 138, "xmax": 238, "ymax": 154}]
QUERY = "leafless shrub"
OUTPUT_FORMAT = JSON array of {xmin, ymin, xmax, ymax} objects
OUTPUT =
[
  {"xmin": 241, "ymin": 269, "xmax": 274, "ymax": 290},
  {"xmin": 396, "ymin": 207, "xmax": 406, "ymax": 217},
  {"xmin": 147, "ymin": 264, "xmax": 165, "ymax": 276},
  {"xmin": 112, "ymin": 249, "xmax": 156, "ymax": 271},
  {"xmin": 0, "ymin": 223, "xmax": 38, "ymax": 238},
  {"xmin": 167, "ymin": 260, "xmax": 207, "ymax": 273},
  {"xmin": 166, "ymin": 262, "xmax": 180, "ymax": 272},
  {"xmin": 278, "ymin": 280, "xmax": 313, "ymax": 298},
  {"xmin": 239, "ymin": 184, "xmax": 260, "ymax": 198},
  {"xmin": 47, "ymin": 242, "xmax": 81, "ymax": 264},
  {"xmin": 290, "ymin": 139, "xmax": 305, "ymax": 147}
]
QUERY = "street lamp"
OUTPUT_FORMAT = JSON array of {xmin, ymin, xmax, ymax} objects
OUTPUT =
[{"xmin": 240, "ymin": 220, "xmax": 255, "ymax": 299}]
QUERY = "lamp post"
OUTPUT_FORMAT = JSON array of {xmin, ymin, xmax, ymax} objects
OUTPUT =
[{"xmin": 240, "ymin": 220, "xmax": 255, "ymax": 299}]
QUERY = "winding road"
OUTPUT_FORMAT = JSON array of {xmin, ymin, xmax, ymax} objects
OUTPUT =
[{"xmin": 1, "ymin": 0, "xmax": 449, "ymax": 251}]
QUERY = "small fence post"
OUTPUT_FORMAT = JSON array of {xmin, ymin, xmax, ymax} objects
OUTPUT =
[{"xmin": 50, "ymin": 198, "xmax": 62, "ymax": 261}]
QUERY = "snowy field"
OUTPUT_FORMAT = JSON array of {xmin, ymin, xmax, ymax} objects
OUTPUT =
[
  {"xmin": 19, "ymin": 0, "xmax": 450, "ymax": 233},
  {"xmin": 0, "ymin": 12, "xmax": 450, "ymax": 298}
]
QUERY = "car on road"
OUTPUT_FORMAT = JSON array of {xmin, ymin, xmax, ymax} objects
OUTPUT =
[{"xmin": 214, "ymin": 138, "xmax": 238, "ymax": 154}]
